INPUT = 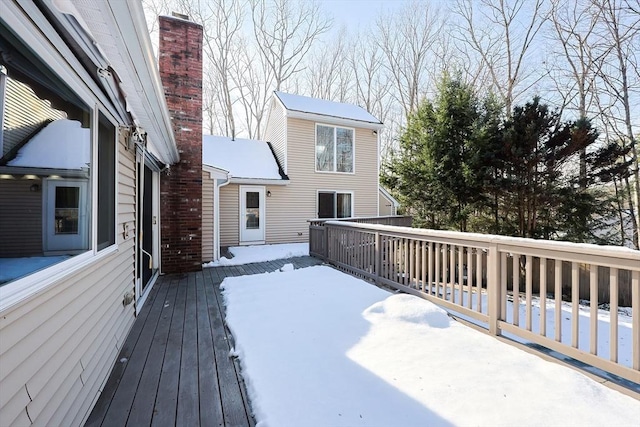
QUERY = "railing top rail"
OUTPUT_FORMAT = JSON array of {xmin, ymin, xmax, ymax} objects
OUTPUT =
[
  {"xmin": 323, "ymin": 221, "xmax": 640, "ymax": 266},
  {"xmin": 307, "ymin": 215, "xmax": 412, "ymax": 223}
]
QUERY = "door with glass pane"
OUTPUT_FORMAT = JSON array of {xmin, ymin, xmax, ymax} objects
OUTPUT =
[
  {"xmin": 44, "ymin": 179, "xmax": 88, "ymax": 252},
  {"xmin": 240, "ymin": 186, "xmax": 265, "ymax": 244}
]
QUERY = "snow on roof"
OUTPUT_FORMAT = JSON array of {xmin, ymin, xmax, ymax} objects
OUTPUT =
[
  {"xmin": 7, "ymin": 119, "xmax": 90, "ymax": 170},
  {"xmin": 202, "ymin": 135, "xmax": 283, "ymax": 180},
  {"xmin": 275, "ymin": 91, "xmax": 382, "ymax": 125}
]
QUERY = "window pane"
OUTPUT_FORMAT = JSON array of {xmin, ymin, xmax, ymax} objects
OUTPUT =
[
  {"xmin": 336, "ymin": 128, "xmax": 353, "ymax": 173},
  {"xmin": 245, "ymin": 192, "xmax": 260, "ymax": 229},
  {"xmin": 337, "ymin": 193, "xmax": 351, "ymax": 218},
  {"xmin": 0, "ymin": 25, "xmax": 92, "ymax": 286},
  {"xmin": 318, "ymin": 192, "xmax": 335, "ymax": 218},
  {"xmin": 316, "ymin": 125, "xmax": 334, "ymax": 171},
  {"xmin": 55, "ymin": 187, "xmax": 79, "ymax": 234},
  {"xmin": 97, "ymin": 113, "xmax": 116, "ymax": 250}
]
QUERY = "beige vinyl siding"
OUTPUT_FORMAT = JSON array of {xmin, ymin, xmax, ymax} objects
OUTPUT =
[
  {"xmin": 2, "ymin": 77, "xmax": 66, "ymax": 157},
  {"xmin": 0, "ymin": 178, "xmax": 42, "ymax": 256},
  {"xmin": 379, "ymin": 190, "xmax": 395, "ymax": 216},
  {"xmin": 219, "ymin": 184, "xmax": 240, "ymax": 247},
  {"xmin": 202, "ymin": 171, "xmax": 214, "ymax": 262},
  {"xmin": 263, "ymin": 118, "xmax": 378, "ymax": 244},
  {"xmin": 263, "ymin": 100, "xmax": 286, "ymax": 172},
  {"xmin": 0, "ymin": 131, "xmax": 137, "ymax": 426}
]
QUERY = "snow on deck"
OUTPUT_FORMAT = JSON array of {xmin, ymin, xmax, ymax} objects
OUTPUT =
[
  {"xmin": 203, "ymin": 243, "xmax": 308, "ymax": 267},
  {"xmin": 221, "ymin": 265, "xmax": 639, "ymax": 427},
  {"xmin": 7, "ymin": 119, "xmax": 90, "ymax": 169},
  {"xmin": 275, "ymin": 91, "xmax": 382, "ymax": 124},
  {"xmin": 202, "ymin": 135, "xmax": 283, "ymax": 180}
]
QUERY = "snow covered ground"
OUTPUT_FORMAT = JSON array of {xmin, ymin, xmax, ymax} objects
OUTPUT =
[
  {"xmin": 221, "ymin": 265, "xmax": 639, "ymax": 427},
  {"xmin": 203, "ymin": 243, "xmax": 308, "ymax": 267}
]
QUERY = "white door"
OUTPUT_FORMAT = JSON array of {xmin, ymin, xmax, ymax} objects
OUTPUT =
[
  {"xmin": 240, "ymin": 186, "xmax": 265, "ymax": 244},
  {"xmin": 44, "ymin": 179, "xmax": 89, "ymax": 253}
]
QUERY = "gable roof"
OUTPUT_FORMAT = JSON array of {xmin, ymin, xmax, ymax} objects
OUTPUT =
[
  {"xmin": 7, "ymin": 119, "xmax": 90, "ymax": 170},
  {"xmin": 202, "ymin": 136, "xmax": 288, "ymax": 184},
  {"xmin": 274, "ymin": 91, "xmax": 383, "ymax": 128}
]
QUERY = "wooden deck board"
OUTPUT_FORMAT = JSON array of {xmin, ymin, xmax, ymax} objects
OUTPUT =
[{"xmin": 86, "ymin": 256, "xmax": 323, "ymax": 427}]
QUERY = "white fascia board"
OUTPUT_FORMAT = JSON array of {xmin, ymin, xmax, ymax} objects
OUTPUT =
[
  {"xmin": 285, "ymin": 110, "xmax": 384, "ymax": 131},
  {"xmin": 379, "ymin": 186, "xmax": 400, "ymax": 207},
  {"xmin": 230, "ymin": 177, "xmax": 290, "ymax": 186},
  {"xmin": 203, "ymin": 165, "xmax": 230, "ymax": 180},
  {"xmin": 106, "ymin": 0, "xmax": 179, "ymax": 164}
]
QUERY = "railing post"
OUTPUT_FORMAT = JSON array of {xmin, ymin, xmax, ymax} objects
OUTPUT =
[
  {"xmin": 375, "ymin": 231, "xmax": 381, "ymax": 285},
  {"xmin": 487, "ymin": 242, "xmax": 501, "ymax": 336}
]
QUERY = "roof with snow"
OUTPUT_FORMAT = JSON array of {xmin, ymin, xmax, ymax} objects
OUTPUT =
[
  {"xmin": 7, "ymin": 119, "xmax": 90, "ymax": 170},
  {"xmin": 274, "ymin": 91, "xmax": 382, "ymax": 126},
  {"xmin": 202, "ymin": 136, "xmax": 285, "ymax": 181}
]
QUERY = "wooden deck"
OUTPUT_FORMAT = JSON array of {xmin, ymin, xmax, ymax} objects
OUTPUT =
[{"xmin": 85, "ymin": 256, "xmax": 322, "ymax": 427}]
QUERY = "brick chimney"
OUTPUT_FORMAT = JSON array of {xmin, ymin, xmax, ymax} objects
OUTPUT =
[{"xmin": 158, "ymin": 14, "xmax": 203, "ymax": 273}]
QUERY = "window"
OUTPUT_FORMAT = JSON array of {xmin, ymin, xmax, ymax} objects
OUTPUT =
[
  {"xmin": 316, "ymin": 124, "xmax": 354, "ymax": 173},
  {"xmin": 318, "ymin": 191, "xmax": 352, "ymax": 218},
  {"xmin": 0, "ymin": 23, "xmax": 117, "ymax": 289}
]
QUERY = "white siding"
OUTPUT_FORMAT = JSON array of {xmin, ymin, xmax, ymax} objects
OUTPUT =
[{"xmin": 0, "ymin": 132, "xmax": 137, "ymax": 426}]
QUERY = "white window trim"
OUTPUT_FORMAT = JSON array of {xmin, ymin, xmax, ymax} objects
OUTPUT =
[
  {"xmin": 314, "ymin": 123, "xmax": 356, "ymax": 175},
  {"xmin": 0, "ymin": 110, "xmax": 120, "ymax": 312},
  {"xmin": 316, "ymin": 189, "xmax": 355, "ymax": 219}
]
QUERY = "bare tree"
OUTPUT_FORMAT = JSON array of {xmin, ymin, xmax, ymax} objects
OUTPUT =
[
  {"xmin": 231, "ymin": 38, "xmax": 275, "ymax": 139},
  {"xmin": 592, "ymin": 0, "xmax": 640, "ymax": 248},
  {"xmin": 250, "ymin": 0, "xmax": 332, "ymax": 91},
  {"xmin": 176, "ymin": 0, "xmax": 245, "ymax": 139},
  {"xmin": 376, "ymin": 0, "xmax": 444, "ymax": 119},
  {"xmin": 548, "ymin": 0, "xmax": 602, "ymax": 186},
  {"xmin": 454, "ymin": 0, "xmax": 548, "ymax": 115},
  {"xmin": 303, "ymin": 29, "xmax": 354, "ymax": 102}
]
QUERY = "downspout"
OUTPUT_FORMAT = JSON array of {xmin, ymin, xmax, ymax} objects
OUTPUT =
[{"xmin": 215, "ymin": 174, "xmax": 231, "ymax": 260}]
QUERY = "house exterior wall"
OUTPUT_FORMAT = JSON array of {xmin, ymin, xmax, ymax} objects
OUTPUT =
[
  {"xmin": 202, "ymin": 170, "xmax": 214, "ymax": 261},
  {"xmin": 219, "ymin": 183, "xmax": 240, "ymax": 247},
  {"xmin": 0, "ymin": 178, "xmax": 42, "ymax": 256},
  {"xmin": 0, "ymin": 133, "xmax": 137, "ymax": 426},
  {"xmin": 214, "ymin": 116, "xmax": 379, "ymax": 247},
  {"xmin": 379, "ymin": 190, "xmax": 396, "ymax": 216},
  {"xmin": 264, "ymin": 99, "xmax": 287, "ymax": 173},
  {"xmin": 159, "ymin": 15, "xmax": 203, "ymax": 273}
]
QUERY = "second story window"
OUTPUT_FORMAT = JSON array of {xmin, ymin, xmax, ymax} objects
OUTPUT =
[{"xmin": 316, "ymin": 124, "xmax": 354, "ymax": 173}]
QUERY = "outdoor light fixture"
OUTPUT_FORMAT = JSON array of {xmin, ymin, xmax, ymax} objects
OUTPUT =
[
  {"xmin": 267, "ymin": 190, "xmax": 272, "ymax": 197},
  {"xmin": 30, "ymin": 183, "xmax": 40, "ymax": 192}
]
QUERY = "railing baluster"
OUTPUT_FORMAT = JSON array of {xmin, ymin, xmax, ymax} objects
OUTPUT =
[
  {"xmin": 572, "ymin": 262, "xmax": 579, "ymax": 349},
  {"xmin": 435, "ymin": 243, "xmax": 441, "ymax": 298},
  {"xmin": 555, "ymin": 260, "xmax": 562, "ymax": 342},
  {"xmin": 449, "ymin": 244, "xmax": 455, "ymax": 302},
  {"xmin": 590, "ymin": 266, "xmax": 598, "ymax": 355},
  {"xmin": 458, "ymin": 246, "xmax": 464, "ymax": 306},
  {"xmin": 478, "ymin": 249, "xmax": 484, "ymax": 313},
  {"xmin": 610, "ymin": 268, "xmax": 618, "ymax": 363},
  {"xmin": 513, "ymin": 255, "xmax": 519, "ymax": 327},
  {"xmin": 632, "ymin": 270, "xmax": 639, "ymax": 370},
  {"xmin": 467, "ymin": 247, "xmax": 473, "ymax": 309},
  {"xmin": 419, "ymin": 241, "xmax": 424, "ymax": 292},
  {"xmin": 500, "ymin": 252, "xmax": 507, "ymax": 318},
  {"xmin": 427, "ymin": 242, "xmax": 433, "ymax": 295},
  {"xmin": 526, "ymin": 255, "xmax": 533, "ymax": 331},
  {"xmin": 540, "ymin": 257, "xmax": 547, "ymax": 337},
  {"xmin": 409, "ymin": 239, "xmax": 415, "ymax": 289}
]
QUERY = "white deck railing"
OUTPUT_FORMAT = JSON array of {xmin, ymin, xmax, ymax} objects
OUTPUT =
[{"xmin": 317, "ymin": 221, "xmax": 640, "ymax": 385}]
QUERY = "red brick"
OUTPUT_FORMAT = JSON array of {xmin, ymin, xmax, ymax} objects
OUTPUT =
[{"xmin": 159, "ymin": 15, "xmax": 204, "ymax": 274}]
